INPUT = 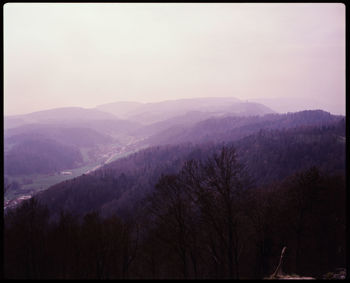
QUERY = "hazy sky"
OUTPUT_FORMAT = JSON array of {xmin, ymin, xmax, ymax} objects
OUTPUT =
[{"xmin": 4, "ymin": 3, "xmax": 345, "ymax": 115}]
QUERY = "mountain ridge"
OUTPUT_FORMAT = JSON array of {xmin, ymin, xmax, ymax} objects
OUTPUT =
[{"xmin": 96, "ymin": 97, "xmax": 276, "ymax": 124}]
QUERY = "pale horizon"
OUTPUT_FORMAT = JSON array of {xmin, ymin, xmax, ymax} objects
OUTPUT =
[
  {"xmin": 4, "ymin": 3, "xmax": 345, "ymax": 116},
  {"xmin": 4, "ymin": 95, "xmax": 344, "ymax": 118}
]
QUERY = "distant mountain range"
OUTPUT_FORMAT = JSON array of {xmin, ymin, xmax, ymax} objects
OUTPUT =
[
  {"xmin": 4, "ymin": 97, "xmax": 277, "ymax": 176},
  {"xmin": 95, "ymin": 97, "xmax": 276, "ymax": 124},
  {"xmin": 4, "ymin": 107, "xmax": 118, "ymax": 129},
  {"xmin": 5, "ymin": 97, "xmax": 275, "ymax": 135},
  {"xmin": 4, "ymin": 97, "xmax": 345, "ymax": 221}
]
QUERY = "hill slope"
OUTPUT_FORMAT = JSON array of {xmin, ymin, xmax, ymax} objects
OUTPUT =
[
  {"xmin": 35, "ymin": 112, "xmax": 345, "ymax": 219},
  {"xmin": 4, "ymin": 138, "xmax": 83, "ymax": 175},
  {"xmin": 143, "ymin": 110, "xmax": 342, "ymax": 146}
]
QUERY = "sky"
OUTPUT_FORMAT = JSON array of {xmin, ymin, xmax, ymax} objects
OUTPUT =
[{"xmin": 3, "ymin": 3, "xmax": 345, "ymax": 116}]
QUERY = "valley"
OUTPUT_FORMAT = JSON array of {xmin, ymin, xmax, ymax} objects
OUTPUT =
[{"xmin": 4, "ymin": 137, "xmax": 146, "ymax": 210}]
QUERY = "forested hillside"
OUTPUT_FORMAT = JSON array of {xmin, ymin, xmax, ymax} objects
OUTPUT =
[
  {"xmin": 33, "ymin": 115, "xmax": 345, "ymax": 220},
  {"xmin": 35, "ymin": 144, "xmax": 211, "ymax": 219},
  {"xmin": 4, "ymin": 138, "xmax": 83, "ymax": 175},
  {"xmin": 235, "ymin": 119, "xmax": 345, "ymax": 184},
  {"xmin": 5, "ymin": 126, "xmax": 115, "ymax": 148},
  {"xmin": 4, "ymin": 107, "xmax": 119, "ymax": 129},
  {"xmin": 143, "ymin": 110, "xmax": 342, "ymax": 146},
  {"xmin": 4, "ymin": 126, "xmax": 116, "ymax": 175}
]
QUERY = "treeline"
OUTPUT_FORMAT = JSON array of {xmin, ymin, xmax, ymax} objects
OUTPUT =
[{"xmin": 4, "ymin": 146, "xmax": 345, "ymax": 279}]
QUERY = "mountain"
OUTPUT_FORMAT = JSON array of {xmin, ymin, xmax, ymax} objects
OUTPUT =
[
  {"xmin": 34, "ymin": 111, "xmax": 345, "ymax": 220},
  {"xmin": 4, "ymin": 138, "xmax": 83, "ymax": 175},
  {"xmin": 3, "ymin": 106, "xmax": 147, "ymax": 179},
  {"xmin": 5, "ymin": 106, "xmax": 145, "ymax": 143},
  {"xmin": 130, "ymin": 111, "xmax": 223, "ymax": 138},
  {"xmin": 96, "ymin": 97, "xmax": 275, "ymax": 125},
  {"xmin": 35, "ymin": 143, "xmax": 206, "ymax": 219},
  {"xmin": 4, "ymin": 107, "xmax": 121, "ymax": 129},
  {"xmin": 234, "ymin": 118, "xmax": 345, "ymax": 184},
  {"xmin": 3, "ymin": 125, "xmax": 116, "ymax": 176},
  {"xmin": 95, "ymin": 101, "xmax": 144, "ymax": 118},
  {"xmin": 3, "ymin": 107, "xmax": 144, "ymax": 162},
  {"xmin": 142, "ymin": 110, "xmax": 342, "ymax": 146},
  {"xmin": 5, "ymin": 125, "xmax": 115, "ymax": 149},
  {"xmin": 250, "ymin": 96, "xmax": 345, "ymax": 116},
  {"xmin": 3, "ymin": 116, "xmax": 28, "ymax": 129}
]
